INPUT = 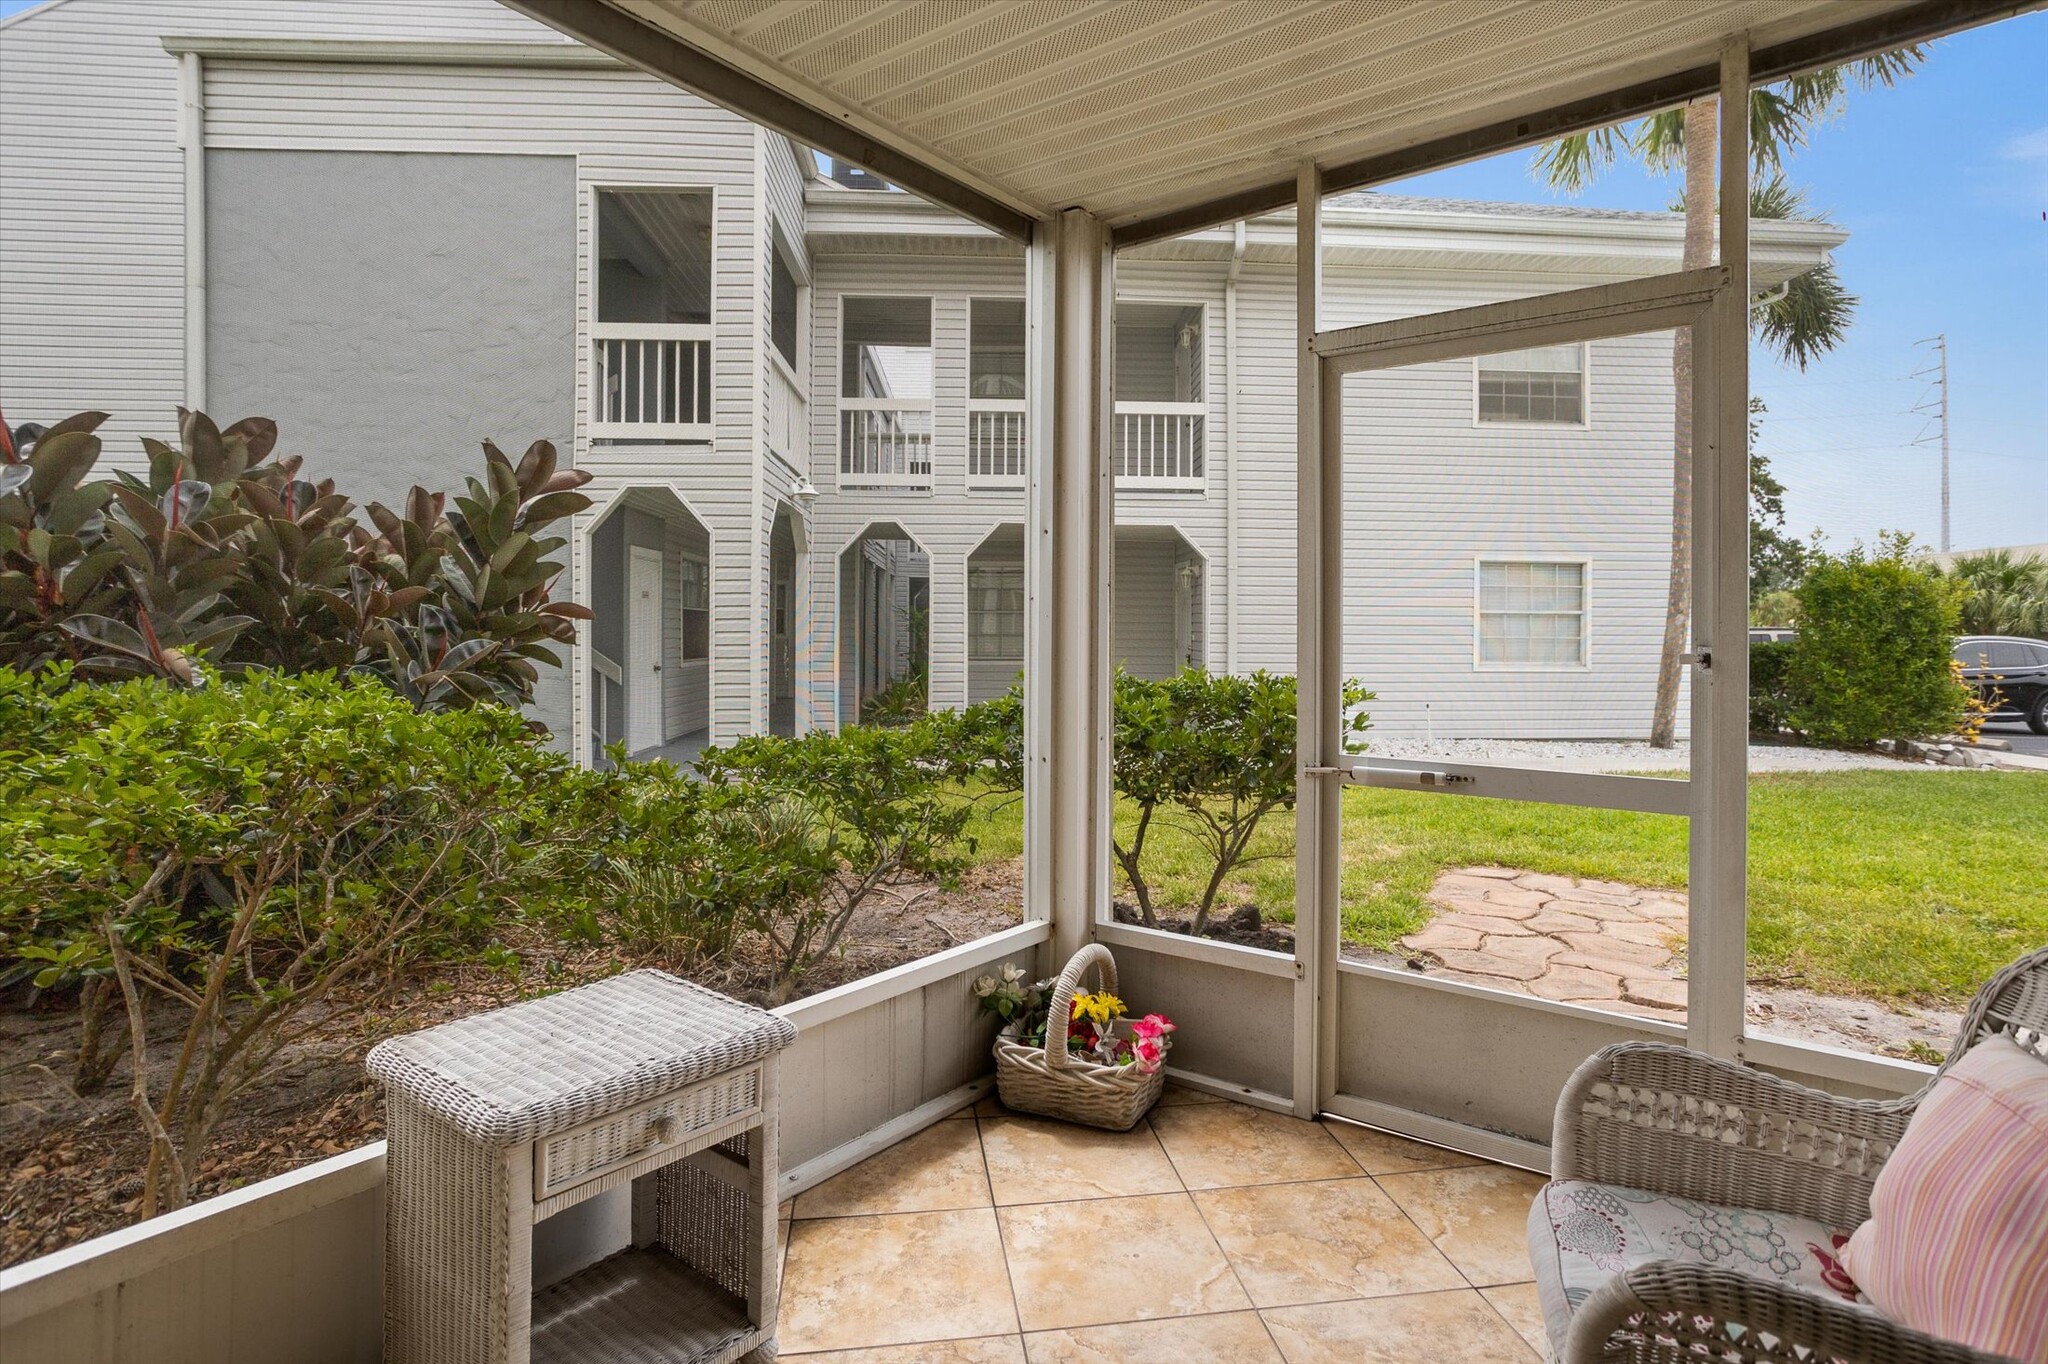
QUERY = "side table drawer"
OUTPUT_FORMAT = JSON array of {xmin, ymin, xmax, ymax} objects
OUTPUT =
[{"xmin": 534, "ymin": 1063, "xmax": 763, "ymax": 1202}]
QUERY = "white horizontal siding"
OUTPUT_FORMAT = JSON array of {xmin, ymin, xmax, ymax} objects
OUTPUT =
[
  {"xmin": 196, "ymin": 48, "xmax": 769, "ymax": 748},
  {"xmin": 1230, "ymin": 261, "xmax": 1692, "ymax": 739}
]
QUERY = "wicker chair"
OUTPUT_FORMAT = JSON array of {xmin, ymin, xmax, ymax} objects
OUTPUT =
[{"xmin": 1535, "ymin": 946, "xmax": 2048, "ymax": 1364}]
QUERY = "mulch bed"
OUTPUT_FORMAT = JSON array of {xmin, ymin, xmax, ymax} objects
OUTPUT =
[
  {"xmin": 1109, "ymin": 900, "xmax": 1298, "ymax": 954},
  {"xmin": 0, "ymin": 859, "xmax": 1024, "ymax": 1269}
]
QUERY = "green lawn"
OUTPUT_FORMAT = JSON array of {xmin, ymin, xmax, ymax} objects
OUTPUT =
[{"xmin": 951, "ymin": 769, "xmax": 2048, "ymax": 1006}]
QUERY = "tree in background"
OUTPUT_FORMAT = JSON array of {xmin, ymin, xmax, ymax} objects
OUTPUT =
[
  {"xmin": 1941, "ymin": 549, "xmax": 2048, "ymax": 638},
  {"xmin": 1535, "ymin": 53, "xmax": 1922, "ymax": 747},
  {"xmin": 1749, "ymin": 396, "xmax": 1810, "ymax": 605}
]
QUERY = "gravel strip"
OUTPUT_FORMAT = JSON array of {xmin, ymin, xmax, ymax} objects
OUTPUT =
[{"xmin": 1362, "ymin": 737, "xmax": 1934, "ymax": 773}]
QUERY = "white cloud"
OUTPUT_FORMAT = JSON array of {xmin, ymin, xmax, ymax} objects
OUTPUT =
[{"xmin": 2001, "ymin": 126, "xmax": 2048, "ymax": 160}]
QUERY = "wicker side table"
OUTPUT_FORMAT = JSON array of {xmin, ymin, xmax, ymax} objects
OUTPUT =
[{"xmin": 367, "ymin": 970, "xmax": 798, "ymax": 1364}]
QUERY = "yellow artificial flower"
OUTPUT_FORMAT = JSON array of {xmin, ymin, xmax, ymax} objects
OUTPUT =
[{"xmin": 1069, "ymin": 991, "xmax": 1125, "ymax": 1025}]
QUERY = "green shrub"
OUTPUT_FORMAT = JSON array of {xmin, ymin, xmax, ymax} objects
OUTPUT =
[
  {"xmin": 1111, "ymin": 668, "xmax": 1371, "ymax": 933},
  {"xmin": 858, "ymin": 674, "xmax": 928, "ymax": 727},
  {"xmin": 0, "ymin": 667, "xmax": 574, "ymax": 1215},
  {"xmin": 945, "ymin": 669, "xmax": 1371, "ymax": 935},
  {"xmin": 532, "ymin": 755, "xmax": 837, "ymax": 970},
  {"xmin": 0, "ymin": 409, "xmax": 592, "ymax": 714},
  {"xmin": 699, "ymin": 716, "xmax": 974, "ymax": 1001},
  {"xmin": 1749, "ymin": 639, "xmax": 1797, "ymax": 735},
  {"xmin": 1788, "ymin": 537, "xmax": 1969, "ymax": 747}
]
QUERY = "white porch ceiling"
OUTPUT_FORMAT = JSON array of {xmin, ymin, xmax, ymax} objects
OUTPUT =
[{"xmin": 510, "ymin": 0, "xmax": 2033, "ymax": 242}]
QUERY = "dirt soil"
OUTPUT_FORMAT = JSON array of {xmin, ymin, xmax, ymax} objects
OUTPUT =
[
  {"xmin": 0, "ymin": 860, "xmax": 1023, "ymax": 1269},
  {"xmin": 1110, "ymin": 900, "xmax": 1299, "ymax": 955}
]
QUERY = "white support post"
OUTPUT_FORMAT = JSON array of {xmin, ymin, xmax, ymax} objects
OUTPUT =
[
  {"xmin": 1688, "ymin": 42, "xmax": 1751, "ymax": 1060},
  {"xmin": 1292, "ymin": 163, "xmax": 1337, "ymax": 1118},
  {"xmin": 1023, "ymin": 226, "xmax": 1055, "ymax": 932},
  {"xmin": 1030, "ymin": 209, "xmax": 1114, "ymax": 965},
  {"xmin": 177, "ymin": 51, "xmax": 207, "ymax": 411}
]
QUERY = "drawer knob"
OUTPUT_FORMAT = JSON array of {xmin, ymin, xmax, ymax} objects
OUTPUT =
[{"xmin": 646, "ymin": 1114, "xmax": 680, "ymax": 1148}]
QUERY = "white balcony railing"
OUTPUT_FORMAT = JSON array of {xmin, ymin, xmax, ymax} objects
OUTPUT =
[
  {"xmin": 768, "ymin": 356, "xmax": 807, "ymax": 463},
  {"xmin": 590, "ymin": 323, "xmax": 712, "ymax": 440},
  {"xmin": 839, "ymin": 401, "xmax": 932, "ymax": 487},
  {"xmin": 967, "ymin": 400, "xmax": 1027, "ymax": 487},
  {"xmin": 1114, "ymin": 403, "xmax": 1205, "ymax": 490}
]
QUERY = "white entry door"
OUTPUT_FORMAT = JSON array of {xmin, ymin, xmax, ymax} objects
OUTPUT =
[{"xmin": 627, "ymin": 546, "xmax": 665, "ymax": 753}]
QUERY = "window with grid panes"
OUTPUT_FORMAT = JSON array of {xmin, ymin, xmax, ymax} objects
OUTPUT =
[
  {"xmin": 969, "ymin": 565, "xmax": 1025, "ymax": 660},
  {"xmin": 1477, "ymin": 343, "xmax": 1585, "ymax": 424},
  {"xmin": 1476, "ymin": 560, "xmax": 1587, "ymax": 666},
  {"xmin": 680, "ymin": 556, "xmax": 709, "ymax": 660}
]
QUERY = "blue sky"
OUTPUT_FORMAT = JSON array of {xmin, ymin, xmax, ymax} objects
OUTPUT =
[
  {"xmin": 5, "ymin": 2, "xmax": 2040, "ymax": 550},
  {"xmin": 1385, "ymin": 13, "xmax": 2048, "ymax": 554}
]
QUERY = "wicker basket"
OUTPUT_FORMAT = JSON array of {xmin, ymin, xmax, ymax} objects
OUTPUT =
[{"xmin": 993, "ymin": 943, "xmax": 1166, "ymax": 1131}]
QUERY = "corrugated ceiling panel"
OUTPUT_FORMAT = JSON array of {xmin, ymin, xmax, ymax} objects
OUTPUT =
[{"xmin": 623, "ymin": 0, "xmax": 1923, "ymax": 225}]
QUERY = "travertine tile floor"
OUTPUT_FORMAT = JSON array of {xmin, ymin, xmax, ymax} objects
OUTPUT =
[{"xmin": 774, "ymin": 1086, "xmax": 1551, "ymax": 1362}]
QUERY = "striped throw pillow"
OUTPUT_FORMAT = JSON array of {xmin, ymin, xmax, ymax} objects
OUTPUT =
[{"xmin": 1842, "ymin": 1034, "xmax": 2048, "ymax": 1363}]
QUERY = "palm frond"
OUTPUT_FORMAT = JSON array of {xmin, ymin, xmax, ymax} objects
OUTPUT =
[
  {"xmin": 1633, "ymin": 106, "xmax": 1690, "ymax": 175},
  {"xmin": 1848, "ymin": 45, "xmax": 1928, "ymax": 91},
  {"xmin": 1747, "ymin": 173, "xmax": 1813, "ymax": 222},
  {"xmin": 1756, "ymin": 259, "xmax": 1855, "ymax": 370},
  {"xmin": 1746, "ymin": 171, "xmax": 1853, "ymax": 368},
  {"xmin": 1531, "ymin": 125, "xmax": 1630, "ymax": 192}
]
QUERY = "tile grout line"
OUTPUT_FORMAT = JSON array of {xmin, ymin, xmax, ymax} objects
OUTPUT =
[
  {"xmin": 976, "ymin": 1113, "xmax": 1031, "ymax": 1346},
  {"xmin": 1370, "ymin": 1169, "xmax": 1485, "ymax": 1292},
  {"xmin": 1473, "ymin": 1282, "xmax": 1549, "ymax": 1363},
  {"xmin": 1177, "ymin": 1158, "xmax": 1296, "ymax": 1362},
  {"xmin": 1369, "ymin": 1167, "xmax": 1538, "ymax": 1295}
]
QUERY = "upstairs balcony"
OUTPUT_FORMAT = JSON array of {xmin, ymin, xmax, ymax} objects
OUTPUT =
[
  {"xmin": 1114, "ymin": 402, "xmax": 1206, "ymax": 490},
  {"xmin": 589, "ymin": 187, "xmax": 712, "ymax": 445},
  {"xmin": 967, "ymin": 399, "xmax": 1027, "ymax": 487},
  {"xmin": 589, "ymin": 323, "xmax": 712, "ymax": 441}
]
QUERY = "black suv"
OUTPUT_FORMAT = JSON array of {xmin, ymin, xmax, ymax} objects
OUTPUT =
[{"xmin": 1953, "ymin": 635, "xmax": 2048, "ymax": 735}]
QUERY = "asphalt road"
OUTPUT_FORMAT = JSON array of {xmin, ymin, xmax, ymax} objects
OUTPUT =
[{"xmin": 1981, "ymin": 720, "xmax": 2048, "ymax": 758}]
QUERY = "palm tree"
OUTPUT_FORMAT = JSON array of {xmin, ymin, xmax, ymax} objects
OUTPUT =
[
  {"xmin": 1533, "ymin": 54, "xmax": 1922, "ymax": 747},
  {"xmin": 1943, "ymin": 550, "xmax": 2048, "ymax": 637}
]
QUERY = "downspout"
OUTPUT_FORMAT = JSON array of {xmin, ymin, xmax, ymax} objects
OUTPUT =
[
  {"xmin": 177, "ymin": 51, "xmax": 206, "ymax": 410},
  {"xmin": 1224, "ymin": 219, "xmax": 1246, "ymax": 674}
]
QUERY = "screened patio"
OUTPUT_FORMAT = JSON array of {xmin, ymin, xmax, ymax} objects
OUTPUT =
[{"xmin": 4, "ymin": 1, "xmax": 2037, "ymax": 1361}]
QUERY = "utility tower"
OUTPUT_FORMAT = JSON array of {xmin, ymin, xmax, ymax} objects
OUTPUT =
[{"xmin": 1913, "ymin": 334, "xmax": 1950, "ymax": 553}]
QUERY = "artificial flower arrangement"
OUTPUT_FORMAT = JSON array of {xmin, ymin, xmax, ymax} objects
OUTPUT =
[
  {"xmin": 973, "ymin": 964, "xmax": 1178, "ymax": 1074},
  {"xmin": 976, "ymin": 946, "xmax": 1178, "ymax": 1130}
]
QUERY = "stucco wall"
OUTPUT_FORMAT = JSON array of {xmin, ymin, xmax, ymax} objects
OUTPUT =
[
  {"xmin": 205, "ymin": 148, "xmax": 576, "ymax": 506},
  {"xmin": 204, "ymin": 147, "xmax": 578, "ymax": 741}
]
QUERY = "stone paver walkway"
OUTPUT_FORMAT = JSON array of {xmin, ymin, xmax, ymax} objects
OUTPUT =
[{"xmin": 1399, "ymin": 868, "xmax": 1690, "ymax": 1019}]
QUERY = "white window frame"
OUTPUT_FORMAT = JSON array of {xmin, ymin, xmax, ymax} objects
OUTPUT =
[
  {"xmin": 585, "ymin": 183, "xmax": 718, "ymax": 443},
  {"xmin": 770, "ymin": 214, "xmax": 806, "ymax": 378},
  {"xmin": 679, "ymin": 553, "xmax": 710, "ymax": 662},
  {"xmin": 1111, "ymin": 297, "xmax": 1209, "ymax": 492},
  {"xmin": 835, "ymin": 295, "xmax": 934, "ymax": 490},
  {"xmin": 967, "ymin": 294, "xmax": 1029, "ymax": 489},
  {"xmin": 1471, "ymin": 555, "xmax": 1592, "ymax": 671},
  {"xmin": 967, "ymin": 562, "xmax": 1026, "ymax": 662},
  {"xmin": 1471, "ymin": 340, "xmax": 1592, "ymax": 429}
]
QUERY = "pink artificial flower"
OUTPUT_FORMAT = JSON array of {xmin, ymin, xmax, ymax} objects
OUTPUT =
[
  {"xmin": 1133, "ymin": 1038, "xmax": 1165, "ymax": 1074},
  {"xmin": 1130, "ymin": 1013, "xmax": 1176, "ymax": 1041}
]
